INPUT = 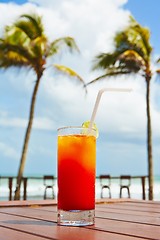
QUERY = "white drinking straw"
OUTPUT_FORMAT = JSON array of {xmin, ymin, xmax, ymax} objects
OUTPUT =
[{"xmin": 88, "ymin": 88, "xmax": 132, "ymax": 133}]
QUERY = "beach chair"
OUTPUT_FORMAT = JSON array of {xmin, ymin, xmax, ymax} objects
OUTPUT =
[
  {"xmin": 99, "ymin": 174, "xmax": 111, "ymax": 198},
  {"xmin": 119, "ymin": 175, "xmax": 131, "ymax": 198},
  {"xmin": 43, "ymin": 175, "xmax": 55, "ymax": 199}
]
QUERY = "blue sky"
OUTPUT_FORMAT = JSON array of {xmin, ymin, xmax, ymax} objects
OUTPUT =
[
  {"xmin": 0, "ymin": 0, "xmax": 160, "ymax": 177},
  {"xmin": 124, "ymin": 0, "xmax": 160, "ymax": 54}
]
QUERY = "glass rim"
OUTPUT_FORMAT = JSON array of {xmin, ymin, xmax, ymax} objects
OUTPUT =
[{"xmin": 57, "ymin": 126, "xmax": 96, "ymax": 132}]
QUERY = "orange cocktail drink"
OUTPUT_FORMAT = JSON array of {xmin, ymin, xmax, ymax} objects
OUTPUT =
[{"xmin": 57, "ymin": 126, "xmax": 96, "ymax": 226}]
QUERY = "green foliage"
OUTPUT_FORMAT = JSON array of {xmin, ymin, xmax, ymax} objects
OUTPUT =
[
  {"xmin": 15, "ymin": 14, "xmax": 44, "ymax": 40},
  {"xmin": 91, "ymin": 16, "xmax": 152, "ymax": 84},
  {"xmin": 0, "ymin": 14, "xmax": 46, "ymax": 72},
  {"xmin": 48, "ymin": 37, "xmax": 79, "ymax": 56},
  {"xmin": 0, "ymin": 12, "xmax": 81, "ymax": 80}
]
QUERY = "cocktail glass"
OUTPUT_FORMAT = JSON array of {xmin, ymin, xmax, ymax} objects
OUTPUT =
[
  {"xmin": 57, "ymin": 87, "xmax": 131, "ymax": 226},
  {"xmin": 57, "ymin": 126, "xmax": 96, "ymax": 226}
]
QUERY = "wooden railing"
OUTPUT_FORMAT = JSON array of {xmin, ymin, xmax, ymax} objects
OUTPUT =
[
  {"xmin": 0, "ymin": 176, "xmax": 43, "ymax": 201},
  {"xmin": 0, "ymin": 175, "xmax": 148, "ymax": 201},
  {"xmin": 97, "ymin": 175, "xmax": 148, "ymax": 200}
]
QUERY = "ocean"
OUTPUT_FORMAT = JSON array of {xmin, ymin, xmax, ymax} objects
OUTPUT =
[{"xmin": 0, "ymin": 176, "xmax": 160, "ymax": 201}]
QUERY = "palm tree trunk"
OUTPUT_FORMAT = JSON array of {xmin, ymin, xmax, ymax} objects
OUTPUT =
[
  {"xmin": 146, "ymin": 78, "xmax": 154, "ymax": 200},
  {"xmin": 14, "ymin": 72, "xmax": 43, "ymax": 200}
]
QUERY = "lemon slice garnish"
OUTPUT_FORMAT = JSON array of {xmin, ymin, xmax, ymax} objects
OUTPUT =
[{"xmin": 82, "ymin": 121, "xmax": 99, "ymax": 138}]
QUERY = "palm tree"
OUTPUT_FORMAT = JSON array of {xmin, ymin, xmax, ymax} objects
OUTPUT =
[
  {"xmin": 88, "ymin": 16, "xmax": 154, "ymax": 200},
  {"xmin": 0, "ymin": 13, "xmax": 85, "ymax": 200}
]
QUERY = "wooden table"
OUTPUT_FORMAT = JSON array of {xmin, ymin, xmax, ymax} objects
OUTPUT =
[{"xmin": 0, "ymin": 199, "xmax": 159, "ymax": 240}]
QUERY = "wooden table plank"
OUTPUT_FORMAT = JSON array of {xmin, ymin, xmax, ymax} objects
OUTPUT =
[
  {"xmin": 0, "ymin": 211, "xmax": 146, "ymax": 240},
  {"xmin": 0, "ymin": 199, "xmax": 159, "ymax": 240},
  {"xmin": 0, "ymin": 226, "xmax": 50, "ymax": 240},
  {"xmin": 0, "ymin": 206, "xmax": 57, "ymax": 222},
  {"xmin": 96, "ymin": 200, "xmax": 160, "ymax": 211},
  {"xmin": 95, "ymin": 201, "xmax": 160, "ymax": 225},
  {"xmin": 1, "ymin": 203, "xmax": 160, "ymax": 228},
  {"xmin": 0, "ymin": 199, "xmax": 56, "ymax": 208},
  {"xmin": 92, "ymin": 217, "xmax": 160, "ymax": 240},
  {"xmin": 96, "ymin": 209, "xmax": 160, "ymax": 226},
  {"xmin": 96, "ymin": 200, "xmax": 160, "ymax": 216},
  {"xmin": 0, "ymin": 206, "xmax": 150, "ymax": 240}
]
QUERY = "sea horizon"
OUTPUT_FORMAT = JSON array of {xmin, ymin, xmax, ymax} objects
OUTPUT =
[{"xmin": 0, "ymin": 175, "xmax": 160, "ymax": 201}]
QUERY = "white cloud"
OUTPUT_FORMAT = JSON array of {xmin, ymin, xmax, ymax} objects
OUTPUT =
[
  {"xmin": 0, "ymin": 0, "xmax": 160, "ymax": 176},
  {"xmin": 0, "ymin": 113, "xmax": 56, "ymax": 131},
  {"xmin": 42, "ymin": 70, "xmax": 160, "ymax": 142},
  {"xmin": 0, "ymin": 0, "xmax": 159, "ymax": 137},
  {"xmin": 0, "ymin": 142, "xmax": 19, "ymax": 159},
  {"xmin": 0, "ymin": 0, "xmax": 130, "ymax": 81},
  {"xmin": 33, "ymin": 117, "xmax": 56, "ymax": 130},
  {"xmin": 0, "ymin": 3, "xmax": 38, "ymax": 35},
  {"xmin": 0, "ymin": 116, "xmax": 27, "ymax": 128}
]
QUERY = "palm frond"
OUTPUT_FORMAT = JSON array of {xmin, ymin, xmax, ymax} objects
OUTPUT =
[
  {"xmin": 157, "ymin": 58, "xmax": 160, "ymax": 63},
  {"xmin": 48, "ymin": 37, "xmax": 79, "ymax": 57},
  {"xmin": 15, "ymin": 14, "xmax": 44, "ymax": 40},
  {"xmin": 3, "ymin": 17, "xmax": 47, "ymax": 62},
  {"xmin": 115, "ymin": 17, "xmax": 152, "ymax": 61},
  {"xmin": 4, "ymin": 26, "xmax": 29, "ymax": 47},
  {"xmin": 54, "ymin": 64, "xmax": 84, "ymax": 82},
  {"xmin": 0, "ymin": 40, "xmax": 34, "ymax": 68},
  {"xmin": 0, "ymin": 12, "xmax": 80, "ymax": 81},
  {"xmin": 0, "ymin": 56, "xmax": 30, "ymax": 68},
  {"xmin": 118, "ymin": 49, "xmax": 146, "ymax": 71},
  {"xmin": 29, "ymin": 36, "xmax": 47, "ymax": 59},
  {"xmin": 130, "ymin": 17, "xmax": 152, "ymax": 56},
  {"xmin": 91, "ymin": 15, "xmax": 152, "ymax": 83},
  {"xmin": 87, "ymin": 68, "xmax": 133, "ymax": 85},
  {"xmin": 92, "ymin": 52, "xmax": 119, "ymax": 70}
]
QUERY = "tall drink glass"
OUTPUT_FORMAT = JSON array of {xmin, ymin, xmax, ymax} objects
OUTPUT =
[{"xmin": 57, "ymin": 126, "xmax": 96, "ymax": 226}]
